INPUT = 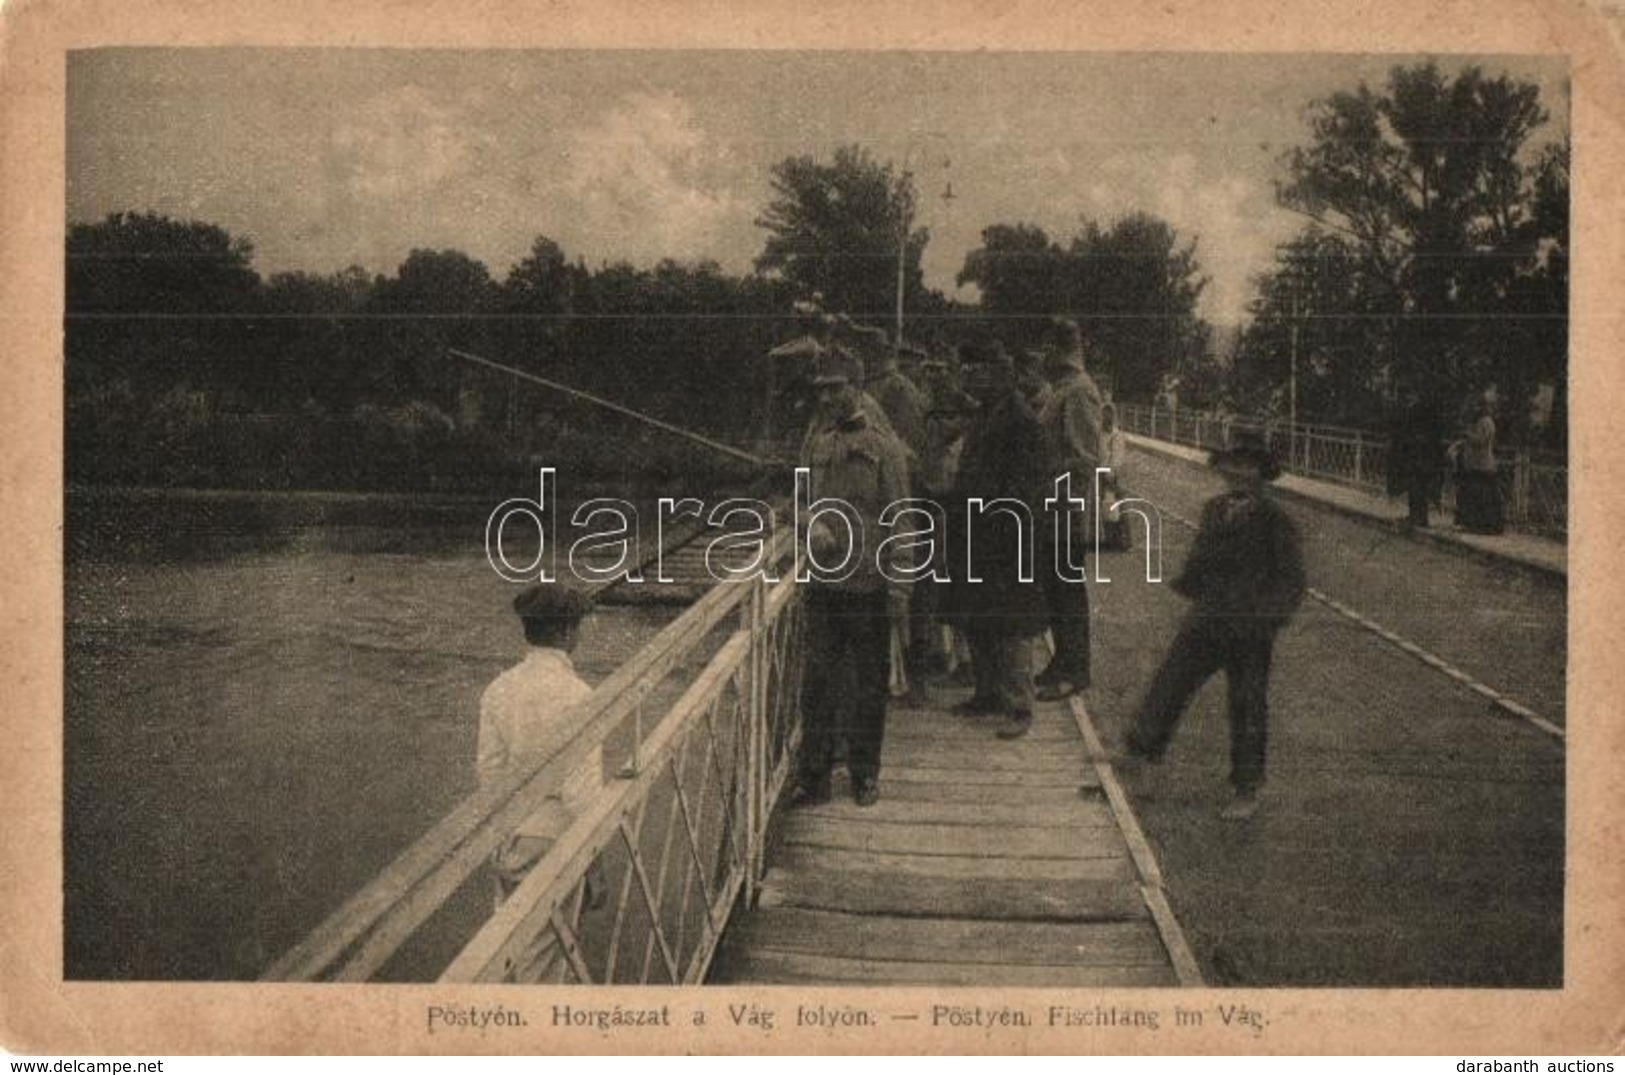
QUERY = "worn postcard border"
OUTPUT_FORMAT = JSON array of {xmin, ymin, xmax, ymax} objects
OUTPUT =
[{"xmin": 2, "ymin": 0, "xmax": 1622, "ymax": 1056}]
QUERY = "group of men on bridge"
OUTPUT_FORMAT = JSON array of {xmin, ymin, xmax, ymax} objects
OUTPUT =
[
  {"xmin": 789, "ymin": 313, "xmax": 1115, "ymax": 807},
  {"xmin": 468, "ymin": 302, "xmax": 1310, "ymax": 981},
  {"xmin": 787, "ymin": 306, "xmax": 1306, "ymax": 822}
]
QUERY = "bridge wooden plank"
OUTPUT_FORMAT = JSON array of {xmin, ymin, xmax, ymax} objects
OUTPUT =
[
  {"xmin": 776, "ymin": 815, "xmax": 1130, "ymax": 860},
  {"xmin": 880, "ymin": 745, "xmax": 1087, "ymax": 773},
  {"xmin": 885, "ymin": 710, "xmax": 1079, "ymax": 741},
  {"xmin": 879, "ymin": 776, "xmax": 1103, "ymax": 805},
  {"xmin": 879, "ymin": 764, "xmax": 1090, "ymax": 787},
  {"xmin": 772, "ymin": 843, "xmax": 1138, "ymax": 883},
  {"xmin": 758, "ymin": 867, "xmax": 1151, "ymax": 922},
  {"xmin": 713, "ymin": 948, "xmax": 1178, "ymax": 987},
  {"xmin": 796, "ymin": 796, "xmax": 1108, "ymax": 828},
  {"xmin": 732, "ymin": 907, "xmax": 1169, "ymax": 967}
]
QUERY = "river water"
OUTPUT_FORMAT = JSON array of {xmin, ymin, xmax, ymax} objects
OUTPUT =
[{"xmin": 64, "ymin": 490, "xmax": 673, "ymax": 980}]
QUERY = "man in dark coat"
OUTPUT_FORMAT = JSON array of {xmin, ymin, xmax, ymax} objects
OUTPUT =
[
  {"xmin": 1387, "ymin": 388, "xmax": 1446, "ymax": 528},
  {"xmin": 943, "ymin": 341, "xmax": 1052, "ymax": 740},
  {"xmin": 1124, "ymin": 432, "xmax": 1306, "ymax": 820}
]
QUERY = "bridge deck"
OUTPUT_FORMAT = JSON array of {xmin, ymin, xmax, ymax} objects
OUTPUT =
[{"xmin": 711, "ymin": 686, "xmax": 1196, "ymax": 987}]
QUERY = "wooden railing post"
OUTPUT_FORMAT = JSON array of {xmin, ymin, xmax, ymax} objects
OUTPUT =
[{"xmin": 741, "ymin": 573, "xmax": 767, "ymax": 906}]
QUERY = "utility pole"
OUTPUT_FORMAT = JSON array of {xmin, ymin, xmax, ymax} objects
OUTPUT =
[
  {"xmin": 895, "ymin": 169, "xmax": 911, "ymax": 356},
  {"xmin": 1289, "ymin": 285, "xmax": 1300, "ymax": 471}
]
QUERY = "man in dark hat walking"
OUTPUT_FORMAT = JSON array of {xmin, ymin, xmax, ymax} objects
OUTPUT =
[
  {"xmin": 1122, "ymin": 432, "xmax": 1306, "ymax": 820},
  {"xmin": 794, "ymin": 347, "xmax": 913, "ymax": 807}
]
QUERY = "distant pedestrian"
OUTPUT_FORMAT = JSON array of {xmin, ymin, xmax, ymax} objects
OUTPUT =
[
  {"xmin": 1036, "ymin": 317, "xmax": 1105, "ymax": 701},
  {"xmin": 941, "ymin": 340, "xmax": 1051, "ymax": 740},
  {"xmin": 1387, "ymin": 389, "xmax": 1446, "ymax": 528},
  {"xmin": 1453, "ymin": 385, "xmax": 1505, "ymax": 535},
  {"xmin": 794, "ymin": 347, "xmax": 913, "ymax": 807},
  {"xmin": 1122, "ymin": 432, "xmax": 1306, "ymax": 821}
]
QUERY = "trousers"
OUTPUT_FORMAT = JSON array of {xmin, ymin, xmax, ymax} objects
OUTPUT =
[
  {"xmin": 798, "ymin": 587, "xmax": 891, "ymax": 785},
  {"xmin": 1042, "ymin": 556, "xmax": 1093, "ymax": 684},
  {"xmin": 1129, "ymin": 613, "xmax": 1277, "ymax": 792},
  {"xmin": 967, "ymin": 629, "xmax": 1036, "ymax": 713}
]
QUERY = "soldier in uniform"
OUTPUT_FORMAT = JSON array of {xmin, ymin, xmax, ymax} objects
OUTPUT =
[
  {"xmin": 863, "ymin": 330, "xmax": 929, "ymax": 467},
  {"xmin": 1036, "ymin": 317, "xmax": 1105, "ymax": 702},
  {"xmin": 793, "ymin": 347, "xmax": 913, "ymax": 808}
]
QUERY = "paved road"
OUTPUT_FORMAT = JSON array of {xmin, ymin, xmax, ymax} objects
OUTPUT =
[{"xmin": 1082, "ymin": 447, "xmax": 1565, "ymax": 986}]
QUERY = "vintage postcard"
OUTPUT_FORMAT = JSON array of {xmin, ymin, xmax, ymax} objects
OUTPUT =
[{"xmin": 2, "ymin": 0, "xmax": 1621, "ymax": 1056}]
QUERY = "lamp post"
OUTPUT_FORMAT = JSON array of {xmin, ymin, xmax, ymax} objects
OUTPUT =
[
  {"xmin": 1289, "ymin": 285, "xmax": 1299, "ymax": 471},
  {"xmin": 892, "ymin": 136, "xmax": 951, "ymax": 356}
]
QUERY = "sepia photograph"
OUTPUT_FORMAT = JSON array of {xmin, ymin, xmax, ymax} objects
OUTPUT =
[
  {"xmin": 58, "ymin": 44, "xmax": 1571, "ymax": 996},
  {"xmin": 6, "ymin": 0, "xmax": 1621, "ymax": 1053}
]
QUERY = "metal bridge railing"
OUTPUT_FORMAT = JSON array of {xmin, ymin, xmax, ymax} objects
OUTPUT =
[
  {"xmin": 1117, "ymin": 403, "xmax": 1566, "ymax": 538},
  {"xmin": 263, "ymin": 531, "xmax": 805, "ymax": 984}
]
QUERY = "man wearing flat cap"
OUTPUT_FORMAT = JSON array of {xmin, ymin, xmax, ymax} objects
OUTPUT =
[
  {"xmin": 1037, "ymin": 316, "xmax": 1105, "ymax": 701},
  {"xmin": 478, "ymin": 584, "xmax": 602, "ymax": 897}
]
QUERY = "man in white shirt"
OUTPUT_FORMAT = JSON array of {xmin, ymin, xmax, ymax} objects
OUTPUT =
[{"xmin": 477, "ymin": 583, "xmax": 603, "ymax": 932}]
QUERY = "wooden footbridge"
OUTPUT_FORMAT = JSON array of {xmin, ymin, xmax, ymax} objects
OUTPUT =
[{"xmin": 263, "ymin": 526, "xmax": 1200, "ymax": 988}]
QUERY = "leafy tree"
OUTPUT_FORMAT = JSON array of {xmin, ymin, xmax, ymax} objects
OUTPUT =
[
  {"xmin": 1233, "ymin": 229, "xmax": 1399, "ymax": 427},
  {"xmin": 66, "ymin": 211, "xmax": 262, "ymax": 396},
  {"xmin": 258, "ymin": 266, "xmax": 373, "ymax": 411},
  {"xmin": 498, "ymin": 235, "xmax": 575, "ymax": 371},
  {"xmin": 1274, "ymin": 62, "xmax": 1560, "ymax": 422},
  {"xmin": 956, "ymin": 212, "xmax": 1209, "ymax": 401},
  {"xmin": 1068, "ymin": 213, "xmax": 1208, "ymax": 402},
  {"xmin": 363, "ymin": 248, "xmax": 497, "ymax": 410},
  {"xmin": 956, "ymin": 223, "xmax": 1067, "ymax": 352},
  {"xmin": 755, "ymin": 145, "xmax": 928, "ymax": 321}
]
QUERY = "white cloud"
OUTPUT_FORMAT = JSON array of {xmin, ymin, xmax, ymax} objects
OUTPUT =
[
  {"xmin": 563, "ymin": 91, "xmax": 739, "ymax": 264},
  {"xmin": 330, "ymin": 85, "xmax": 496, "ymax": 202}
]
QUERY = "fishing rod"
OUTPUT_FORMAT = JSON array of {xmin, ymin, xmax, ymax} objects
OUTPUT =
[{"xmin": 446, "ymin": 346, "xmax": 775, "ymax": 469}]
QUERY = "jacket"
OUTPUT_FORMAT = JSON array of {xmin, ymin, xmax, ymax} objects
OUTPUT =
[
  {"xmin": 942, "ymin": 389, "xmax": 1051, "ymax": 639},
  {"xmin": 1040, "ymin": 370, "xmax": 1105, "ymax": 480},
  {"xmin": 867, "ymin": 367, "xmax": 929, "ymax": 466},
  {"xmin": 1173, "ymin": 489, "xmax": 1306, "ymax": 628},
  {"xmin": 801, "ymin": 406, "xmax": 913, "ymax": 594}
]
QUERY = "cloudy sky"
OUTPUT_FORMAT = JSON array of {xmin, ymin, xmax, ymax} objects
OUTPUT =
[{"xmin": 67, "ymin": 49, "xmax": 1568, "ymax": 326}]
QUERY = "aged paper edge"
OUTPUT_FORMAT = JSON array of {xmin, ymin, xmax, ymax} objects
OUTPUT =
[{"xmin": 1, "ymin": 0, "xmax": 1621, "ymax": 1055}]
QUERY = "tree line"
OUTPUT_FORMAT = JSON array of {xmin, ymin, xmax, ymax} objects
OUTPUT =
[{"xmin": 65, "ymin": 62, "xmax": 1566, "ymax": 492}]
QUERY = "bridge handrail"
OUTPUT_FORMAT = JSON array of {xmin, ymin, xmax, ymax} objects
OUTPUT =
[
  {"xmin": 445, "ymin": 558, "xmax": 806, "ymax": 987},
  {"xmin": 1117, "ymin": 402, "xmax": 1566, "ymax": 536},
  {"xmin": 261, "ymin": 529, "xmax": 801, "ymax": 983}
]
